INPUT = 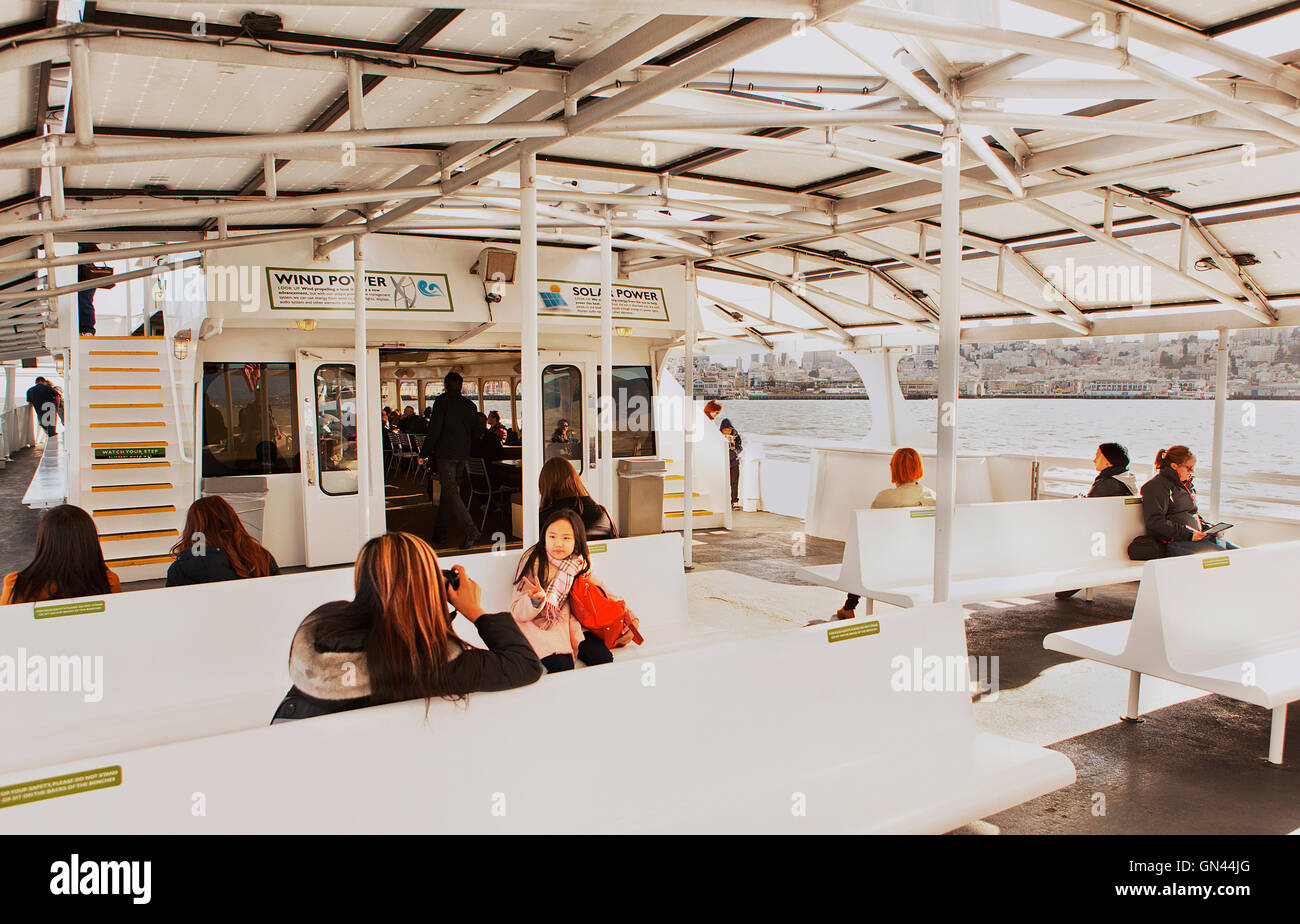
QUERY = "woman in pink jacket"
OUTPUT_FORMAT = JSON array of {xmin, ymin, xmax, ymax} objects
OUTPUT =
[{"xmin": 511, "ymin": 509, "xmax": 636, "ymax": 672}]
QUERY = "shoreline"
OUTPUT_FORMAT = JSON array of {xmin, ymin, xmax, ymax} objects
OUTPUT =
[{"xmin": 717, "ymin": 393, "xmax": 1299, "ymax": 401}]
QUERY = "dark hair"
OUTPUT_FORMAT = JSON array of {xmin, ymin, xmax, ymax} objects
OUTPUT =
[
  {"xmin": 1098, "ymin": 442, "xmax": 1130, "ymax": 469},
  {"xmin": 1156, "ymin": 445, "xmax": 1194, "ymax": 469},
  {"xmin": 10, "ymin": 505, "xmax": 114, "ymax": 603},
  {"xmin": 444, "ymin": 371, "xmax": 463, "ymax": 392},
  {"xmin": 313, "ymin": 532, "xmax": 469, "ymax": 708},
  {"xmin": 539, "ymin": 456, "xmax": 589, "ymax": 509},
  {"xmin": 704, "ymin": 399, "xmax": 722, "ymax": 417},
  {"xmin": 515, "ymin": 508, "xmax": 591, "ymax": 589},
  {"xmin": 488, "ymin": 410, "xmax": 501, "ymax": 423},
  {"xmin": 171, "ymin": 495, "xmax": 275, "ymax": 578}
]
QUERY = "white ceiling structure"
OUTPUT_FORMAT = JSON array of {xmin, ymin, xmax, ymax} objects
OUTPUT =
[{"xmin": 3, "ymin": 0, "xmax": 1300, "ymax": 360}]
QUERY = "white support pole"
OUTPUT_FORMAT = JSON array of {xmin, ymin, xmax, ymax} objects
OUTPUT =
[
  {"xmin": 934, "ymin": 122, "xmax": 962, "ymax": 605},
  {"xmin": 1211, "ymin": 328, "xmax": 1228, "ymax": 521},
  {"xmin": 520, "ymin": 150, "xmax": 541, "ymax": 549},
  {"xmin": 599, "ymin": 212, "xmax": 615, "ymax": 509},
  {"xmin": 353, "ymin": 236, "xmax": 371, "ymax": 545},
  {"xmin": 683, "ymin": 261, "xmax": 697, "ymax": 570},
  {"xmin": 1126, "ymin": 671, "xmax": 1142, "ymax": 720},
  {"xmin": 1269, "ymin": 705, "xmax": 1287, "ymax": 765},
  {"xmin": 264, "ymin": 153, "xmax": 278, "ymax": 199},
  {"xmin": 69, "ymin": 39, "xmax": 94, "ymax": 147},
  {"xmin": 347, "ymin": 58, "xmax": 366, "ymax": 132}
]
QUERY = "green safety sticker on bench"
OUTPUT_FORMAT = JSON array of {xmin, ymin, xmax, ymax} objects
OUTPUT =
[
  {"xmin": 589, "ymin": 543, "xmax": 608, "ymax": 554},
  {"xmin": 0, "ymin": 765, "xmax": 121, "ymax": 809},
  {"xmin": 1202, "ymin": 555, "xmax": 1231, "ymax": 570},
  {"xmin": 909, "ymin": 509, "xmax": 936, "ymax": 518},
  {"xmin": 1124, "ymin": 497, "xmax": 1142, "ymax": 505},
  {"xmin": 94, "ymin": 447, "xmax": 165, "ymax": 460},
  {"xmin": 827, "ymin": 621, "xmax": 880, "ymax": 643},
  {"xmin": 34, "ymin": 600, "xmax": 106, "ymax": 620}
]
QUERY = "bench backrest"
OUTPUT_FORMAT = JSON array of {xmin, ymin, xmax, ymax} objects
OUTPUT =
[
  {"xmin": 0, "ymin": 601, "xmax": 980, "ymax": 834},
  {"xmin": 843, "ymin": 497, "xmax": 1145, "ymax": 588},
  {"xmin": 806, "ymin": 450, "xmax": 994, "ymax": 541},
  {"xmin": 0, "ymin": 533, "xmax": 685, "ymax": 775},
  {"xmin": 1128, "ymin": 541, "xmax": 1300, "ymax": 674}
]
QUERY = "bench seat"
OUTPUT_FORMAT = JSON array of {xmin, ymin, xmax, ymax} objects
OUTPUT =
[
  {"xmin": 800, "ymin": 497, "xmax": 1147, "ymax": 610},
  {"xmin": 1045, "ymin": 541, "xmax": 1300, "ymax": 763},
  {"xmin": 0, "ymin": 603, "xmax": 1075, "ymax": 834}
]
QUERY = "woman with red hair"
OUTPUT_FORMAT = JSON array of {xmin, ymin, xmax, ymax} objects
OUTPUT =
[
  {"xmin": 166, "ymin": 495, "xmax": 279, "ymax": 585},
  {"xmin": 830, "ymin": 448, "xmax": 935, "ymax": 621}
]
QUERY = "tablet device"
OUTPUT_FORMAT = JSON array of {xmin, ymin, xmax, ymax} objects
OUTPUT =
[{"xmin": 1202, "ymin": 522, "xmax": 1233, "ymax": 537}]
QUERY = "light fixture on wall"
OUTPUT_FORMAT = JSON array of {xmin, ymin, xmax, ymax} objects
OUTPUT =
[
  {"xmin": 469, "ymin": 247, "xmax": 517, "ymax": 308},
  {"xmin": 53, "ymin": 353, "xmax": 65, "ymax": 375},
  {"xmin": 297, "ymin": 319, "xmax": 318, "ymax": 331},
  {"xmin": 615, "ymin": 327, "xmax": 632, "ymax": 337},
  {"xmin": 172, "ymin": 329, "xmax": 192, "ymax": 361}
]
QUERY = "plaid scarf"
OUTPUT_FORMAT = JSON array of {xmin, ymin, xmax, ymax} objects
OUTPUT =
[{"xmin": 535, "ymin": 552, "xmax": 586, "ymax": 630}]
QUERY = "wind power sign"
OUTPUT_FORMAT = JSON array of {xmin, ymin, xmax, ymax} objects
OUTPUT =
[
  {"xmin": 265, "ymin": 268, "xmax": 454, "ymax": 312},
  {"xmin": 537, "ymin": 279, "xmax": 669, "ymax": 322}
]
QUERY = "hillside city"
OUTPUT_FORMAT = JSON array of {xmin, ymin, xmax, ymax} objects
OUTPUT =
[{"xmin": 669, "ymin": 327, "xmax": 1300, "ymax": 400}]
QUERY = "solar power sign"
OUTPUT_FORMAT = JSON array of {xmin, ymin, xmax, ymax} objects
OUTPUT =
[{"xmin": 536, "ymin": 279, "xmax": 669, "ymax": 322}]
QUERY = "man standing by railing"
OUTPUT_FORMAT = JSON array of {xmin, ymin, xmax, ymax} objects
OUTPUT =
[{"xmin": 25, "ymin": 377, "xmax": 60, "ymax": 439}]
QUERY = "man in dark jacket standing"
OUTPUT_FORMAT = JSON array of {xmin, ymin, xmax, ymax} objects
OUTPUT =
[
  {"xmin": 26, "ymin": 377, "xmax": 61, "ymax": 438},
  {"xmin": 420, "ymin": 371, "xmax": 481, "ymax": 548},
  {"xmin": 76, "ymin": 243, "xmax": 116, "ymax": 335}
]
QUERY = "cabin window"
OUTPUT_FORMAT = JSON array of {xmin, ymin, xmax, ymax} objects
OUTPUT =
[
  {"xmin": 314, "ymin": 364, "xmax": 358, "ymax": 496},
  {"xmin": 542, "ymin": 364, "xmax": 583, "ymax": 472},
  {"xmin": 201, "ymin": 363, "xmax": 299, "ymax": 476},
  {"xmin": 597, "ymin": 365, "xmax": 656, "ymax": 458}
]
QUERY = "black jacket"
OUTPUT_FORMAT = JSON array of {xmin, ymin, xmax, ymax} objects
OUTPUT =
[
  {"xmin": 396, "ymin": 414, "xmax": 427, "ymax": 434},
  {"xmin": 1140, "ymin": 466, "xmax": 1204, "ymax": 542},
  {"xmin": 25, "ymin": 382, "xmax": 58, "ymax": 414},
  {"xmin": 1087, "ymin": 464, "xmax": 1135, "ymax": 498},
  {"xmin": 540, "ymin": 495, "xmax": 617, "ymax": 540},
  {"xmin": 271, "ymin": 605, "xmax": 543, "ymax": 722},
  {"xmin": 165, "ymin": 547, "xmax": 280, "ymax": 587},
  {"xmin": 421, "ymin": 391, "xmax": 478, "ymax": 462}
]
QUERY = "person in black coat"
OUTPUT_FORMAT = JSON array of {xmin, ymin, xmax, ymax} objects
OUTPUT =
[
  {"xmin": 419, "ymin": 371, "xmax": 482, "ymax": 548},
  {"xmin": 272, "ymin": 532, "xmax": 541, "ymax": 722},
  {"xmin": 1140, "ymin": 444, "xmax": 1238, "ymax": 556},
  {"xmin": 26, "ymin": 377, "xmax": 61, "ymax": 437},
  {"xmin": 166, "ymin": 496, "xmax": 280, "ymax": 586},
  {"xmin": 1085, "ymin": 442, "xmax": 1138, "ymax": 497},
  {"xmin": 538, "ymin": 456, "xmax": 617, "ymax": 540}
]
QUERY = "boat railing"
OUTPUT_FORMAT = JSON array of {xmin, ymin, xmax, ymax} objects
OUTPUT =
[{"xmin": 0, "ymin": 404, "xmax": 35, "ymax": 463}]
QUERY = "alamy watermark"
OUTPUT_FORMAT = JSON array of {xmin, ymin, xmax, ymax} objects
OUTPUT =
[
  {"xmin": 890, "ymin": 647, "xmax": 999, "ymax": 700},
  {"xmin": 1042, "ymin": 258, "xmax": 1152, "ymax": 308},
  {"xmin": 0, "ymin": 648, "xmax": 102, "ymax": 702}
]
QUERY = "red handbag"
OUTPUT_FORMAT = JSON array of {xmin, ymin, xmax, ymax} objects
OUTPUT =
[{"xmin": 569, "ymin": 575, "xmax": 643, "ymax": 648}]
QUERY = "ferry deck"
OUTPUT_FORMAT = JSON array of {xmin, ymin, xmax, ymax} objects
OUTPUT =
[{"xmin": 1, "ymin": 0, "xmax": 1300, "ymax": 855}]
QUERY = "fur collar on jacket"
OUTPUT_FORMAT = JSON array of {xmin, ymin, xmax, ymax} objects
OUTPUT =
[{"xmin": 287, "ymin": 610, "xmax": 467, "ymax": 701}]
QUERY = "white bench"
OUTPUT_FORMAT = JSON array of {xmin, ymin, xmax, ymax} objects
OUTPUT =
[
  {"xmin": 0, "ymin": 602, "xmax": 1075, "ymax": 833},
  {"xmin": 21, "ymin": 430, "xmax": 67, "ymax": 509},
  {"xmin": 1045, "ymin": 541, "xmax": 1300, "ymax": 765},
  {"xmin": 801, "ymin": 497, "xmax": 1147, "ymax": 611},
  {"xmin": 0, "ymin": 533, "xmax": 691, "ymax": 776}
]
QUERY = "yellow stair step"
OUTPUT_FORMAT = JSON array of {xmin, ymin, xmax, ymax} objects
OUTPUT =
[
  {"xmin": 88, "ymin": 367, "xmax": 158, "ymax": 373},
  {"xmin": 91, "ymin": 461, "xmax": 170, "ymax": 470},
  {"xmin": 664, "ymin": 509, "xmax": 714, "ymax": 518},
  {"xmin": 82, "ymin": 335, "xmax": 165, "ymax": 341},
  {"xmin": 104, "ymin": 554, "xmax": 177, "ymax": 569},
  {"xmin": 663, "ymin": 492, "xmax": 701, "ymax": 499},
  {"xmin": 92, "ymin": 504, "xmax": 176, "ymax": 517},
  {"xmin": 87, "ymin": 351, "xmax": 160, "ymax": 356},
  {"xmin": 665, "ymin": 474, "xmax": 684, "ymax": 481},
  {"xmin": 91, "ymin": 441, "xmax": 168, "ymax": 448},
  {"xmin": 91, "ymin": 483, "xmax": 173, "ymax": 493},
  {"xmin": 88, "ymin": 385, "xmax": 163, "ymax": 390},
  {"xmin": 89, "ymin": 403, "xmax": 164, "ymax": 409},
  {"xmin": 100, "ymin": 528, "xmax": 179, "ymax": 541},
  {"xmin": 89, "ymin": 422, "xmax": 166, "ymax": 429}
]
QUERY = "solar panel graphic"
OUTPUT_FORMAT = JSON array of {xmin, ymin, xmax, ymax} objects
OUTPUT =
[{"xmin": 539, "ymin": 290, "xmax": 567, "ymax": 308}]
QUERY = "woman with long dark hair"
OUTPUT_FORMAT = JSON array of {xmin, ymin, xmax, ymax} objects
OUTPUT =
[
  {"xmin": 538, "ymin": 456, "xmax": 616, "ymax": 540},
  {"xmin": 272, "ymin": 532, "xmax": 542, "ymax": 721},
  {"xmin": 166, "ymin": 495, "xmax": 279, "ymax": 586},
  {"xmin": 1, "ymin": 504, "xmax": 120, "ymax": 604}
]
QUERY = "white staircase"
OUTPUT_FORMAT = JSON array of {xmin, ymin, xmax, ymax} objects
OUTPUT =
[
  {"xmin": 661, "ymin": 455, "xmax": 726, "ymax": 530},
  {"xmin": 77, "ymin": 335, "xmax": 194, "ymax": 582}
]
